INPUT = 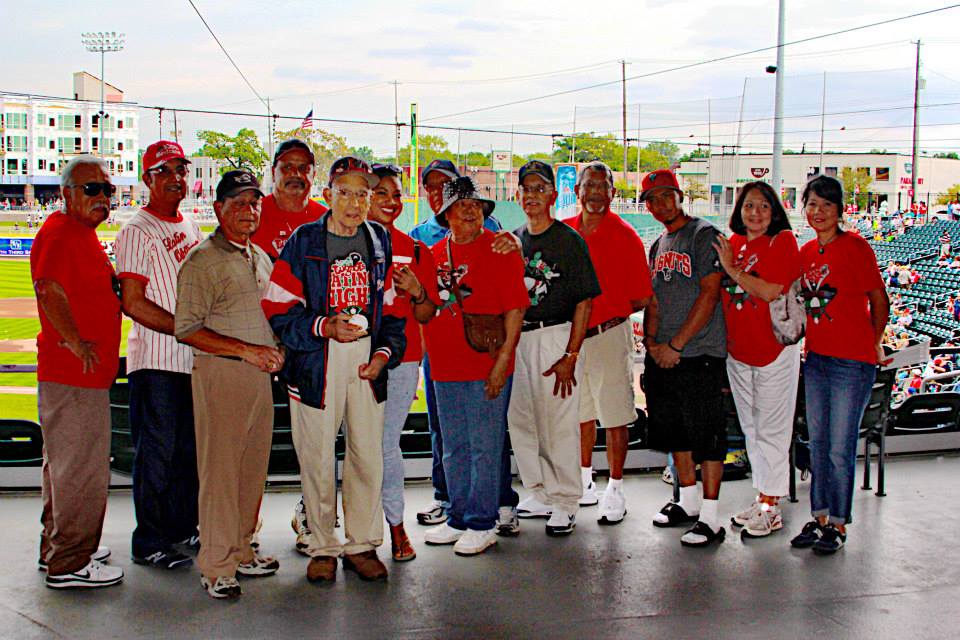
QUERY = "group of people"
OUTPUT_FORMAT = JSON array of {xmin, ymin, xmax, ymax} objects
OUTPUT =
[{"xmin": 32, "ymin": 138, "xmax": 890, "ymax": 600}]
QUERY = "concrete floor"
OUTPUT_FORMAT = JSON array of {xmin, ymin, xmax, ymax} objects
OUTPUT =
[{"xmin": 1, "ymin": 454, "xmax": 958, "ymax": 640}]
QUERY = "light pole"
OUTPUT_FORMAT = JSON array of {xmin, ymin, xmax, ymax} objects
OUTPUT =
[{"xmin": 81, "ymin": 31, "xmax": 125, "ymax": 158}]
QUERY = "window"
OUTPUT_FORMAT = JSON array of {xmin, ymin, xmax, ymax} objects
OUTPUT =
[
  {"xmin": 117, "ymin": 119, "xmax": 123, "ymax": 129},
  {"xmin": 74, "ymin": 115, "xmax": 82, "ymax": 129},
  {"xmin": 21, "ymin": 159, "xmax": 27, "ymax": 174},
  {"xmin": 38, "ymin": 159, "xmax": 46, "ymax": 171},
  {"xmin": 127, "ymin": 161, "xmax": 134, "ymax": 172},
  {"xmin": 91, "ymin": 138, "xmax": 98, "ymax": 151},
  {"xmin": 37, "ymin": 113, "xmax": 45, "ymax": 126},
  {"xmin": 6, "ymin": 136, "xmax": 27, "ymax": 152},
  {"xmin": 876, "ymin": 167, "xmax": 890, "ymax": 181},
  {"xmin": 196, "ymin": 167, "xmax": 202, "ymax": 178},
  {"xmin": 37, "ymin": 136, "xmax": 46, "ymax": 148},
  {"xmin": 49, "ymin": 140, "xmax": 55, "ymax": 150},
  {"xmin": 6, "ymin": 159, "xmax": 17, "ymax": 173},
  {"xmin": 125, "ymin": 117, "xmax": 134, "ymax": 129},
  {"xmin": 117, "ymin": 141, "xmax": 123, "ymax": 151},
  {"xmin": 48, "ymin": 117, "xmax": 54, "ymax": 127},
  {"xmin": 74, "ymin": 137, "xmax": 82, "ymax": 152},
  {"xmin": 825, "ymin": 166, "xmax": 838, "ymax": 177},
  {"xmin": 92, "ymin": 114, "xmax": 99, "ymax": 129},
  {"xmin": 5, "ymin": 113, "xmax": 27, "ymax": 129}
]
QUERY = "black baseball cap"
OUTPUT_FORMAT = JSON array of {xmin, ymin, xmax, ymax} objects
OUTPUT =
[
  {"xmin": 273, "ymin": 139, "xmax": 315, "ymax": 167},
  {"xmin": 518, "ymin": 160, "xmax": 555, "ymax": 186},
  {"xmin": 421, "ymin": 158, "xmax": 459, "ymax": 183},
  {"xmin": 216, "ymin": 170, "xmax": 265, "ymax": 202}
]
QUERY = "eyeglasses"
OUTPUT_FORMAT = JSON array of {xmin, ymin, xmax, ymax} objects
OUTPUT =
[
  {"xmin": 67, "ymin": 182, "xmax": 116, "ymax": 197},
  {"xmin": 372, "ymin": 163, "xmax": 402, "ymax": 177},
  {"xmin": 147, "ymin": 164, "xmax": 188, "ymax": 178},
  {"xmin": 519, "ymin": 185, "xmax": 553, "ymax": 195},
  {"xmin": 334, "ymin": 188, "xmax": 370, "ymax": 201}
]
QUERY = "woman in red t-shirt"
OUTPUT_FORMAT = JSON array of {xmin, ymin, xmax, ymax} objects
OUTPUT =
[
  {"xmin": 421, "ymin": 177, "xmax": 528, "ymax": 556},
  {"xmin": 714, "ymin": 181, "xmax": 801, "ymax": 539},
  {"xmin": 790, "ymin": 175, "xmax": 890, "ymax": 556}
]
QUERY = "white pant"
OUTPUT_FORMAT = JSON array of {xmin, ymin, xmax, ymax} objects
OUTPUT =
[
  {"xmin": 508, "ymin": 323, "xmax": 582, "ymax": 513},
  {"xmin": 726, "ymin": 344, "xmax": 801, "ymax": 498}
]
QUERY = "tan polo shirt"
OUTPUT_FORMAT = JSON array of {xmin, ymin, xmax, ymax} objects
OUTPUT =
[{"xmin": 175, "ymin": 227, "xmax": 276, "ymax": 352}]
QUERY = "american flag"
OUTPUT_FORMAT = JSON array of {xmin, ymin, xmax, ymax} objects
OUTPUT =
[{"xmin": 300, "ymin": 109, "xmax": 313, "ymax": 131}]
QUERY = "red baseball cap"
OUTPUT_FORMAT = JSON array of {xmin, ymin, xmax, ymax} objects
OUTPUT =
[
  {"xmin": 143, "ymin": 140, "xmax": 191, "ymax": 172},
  {"xmin": 639, "ymin": 169, "xmax": 681, "ymax": 202}
]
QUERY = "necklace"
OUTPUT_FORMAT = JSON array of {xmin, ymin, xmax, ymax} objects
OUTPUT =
[{"xmin": 817, "ymin": 232, "xmax": 839, "ymax": 254}]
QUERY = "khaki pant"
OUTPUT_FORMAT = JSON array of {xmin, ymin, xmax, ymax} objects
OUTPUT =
[
  {"xmin": 192, "ymin": 356, "xmax": 273, "ymax": 579},
  {"xmin": 290, "ymin": 338, "xmax": 384, "ymax": 557},
  {"xmin": 508, "ymin": 324, "xmax": 582, "ymax": 514},
  {"xmin": 38, "ymin": 382, "xmax": 111, "ymax": 576}
]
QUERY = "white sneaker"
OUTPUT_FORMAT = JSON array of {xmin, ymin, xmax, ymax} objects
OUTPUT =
[
  {"xmin": 495, "ymin": 506, "xmax": 520, "ymax": 537},
  {"xmin": 731, "ymin": 500, "xmax": 760, "ymax": 527},
  {"xmin": 453, "ymin": 528, "xmax": 498, "ymax": 556},
  {"xmin": 597, "ymin": 485, "xmax": 627, "ymax": 525},
  {"xmin": 545, "ymin": 509, "xmax": 576, "ymax": 536},
  {"xmin": 417, "ymin": 499, "xmax": 448, "ymax": 526},
  {"xmin": 424, "ymin": 523, "xmax": 465, "ymax": 545},
  {"xmin": 742, "ymin": 503, "xmax": 783, "ymax": 538},
  {"xmin": 517, "ymin": 495, "xmax": 552, "ymax": 518},
  {"xmin": 660, "ymin": 466, "xmax": 674, "ymax": 485},
  {"xmin": 237, "ymin": 552, "xmax": 280, "ymax": 577},
  {"xmin": 291, "ymin": 499, "xmax": 311, "ymax": 555},
  {"xmin": 46, "ymin": 559, "xmax": 123, "ymax": 589},
  {"xmin": 200, "ymin": 575, "xmax": 241, "ymax": 599},
  {"xmin": 579, "ymin": 480, "xmax": 599, "ymax": 507},
  {"xmin": 38, "ymin": 545, "xmax": 110, "ymax": 572}
]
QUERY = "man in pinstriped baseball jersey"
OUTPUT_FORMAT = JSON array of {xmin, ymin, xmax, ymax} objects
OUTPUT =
[{"xmin": 115, "ymin": 140, "xmax": 204, "ymax": 569}]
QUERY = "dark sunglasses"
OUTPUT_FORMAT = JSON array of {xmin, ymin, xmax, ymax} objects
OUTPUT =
[
  {"xmin": 372, "ymin": 163, "xmax": 402, "ymax": 177},
  {"xmin": 69, "ymin": 182, "xmax": 116, "ymax": 197}
]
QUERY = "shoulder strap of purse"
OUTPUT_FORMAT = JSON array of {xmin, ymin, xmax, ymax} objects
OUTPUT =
[
  {"xmin": 413, "ymin": 240, "xmax": 421, "ymax": 264},
  {"xmin": 446, "ymin": 240, "xmax": 467, "ymax": 311}
]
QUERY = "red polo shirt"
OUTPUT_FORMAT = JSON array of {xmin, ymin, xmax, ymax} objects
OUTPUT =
[
  {"xmin": 721, "ymin": 230, "xmax": 801, "ymax": 366},
  {"xmin": 250, "ymin": 194, "xmax": 327, "ymax": 260},
  {"xmin": 565, "ymin": 210, "xmax": 653, "ymax": 328},
  {"xmin": 386, "ymin": 225, "xmax": 439, "ymax": 363},
  {"xmin": 31, "ymin": 211, "xmax": 121, "ymax": 389}
]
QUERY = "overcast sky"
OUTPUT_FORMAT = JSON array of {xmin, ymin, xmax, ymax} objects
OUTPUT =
[{"xmin": 6, "ymin": 0, "xmax": 960, "ymax": 159}]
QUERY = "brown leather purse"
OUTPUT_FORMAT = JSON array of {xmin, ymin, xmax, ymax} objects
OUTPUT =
[{"xmin": 447, "ymin": 241, "xmax": 505, "ymax": 356}]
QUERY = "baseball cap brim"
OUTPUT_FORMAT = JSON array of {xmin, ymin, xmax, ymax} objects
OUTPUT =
[
  {"xmin": 221, "ymin": 185, "xmax": 265, "ymax": 200},
  {"xmin": 638, "ymin": 185, "xmax": 681, "ymax": 202},
  {"xmin": 435, "ymin": 197, "xmax": 495, "ymax": 228},
  {"xmin": 145, "ymin": 156, "xmax": 191, "ymax": 172}
]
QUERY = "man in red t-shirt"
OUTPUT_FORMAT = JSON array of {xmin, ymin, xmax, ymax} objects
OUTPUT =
[
  {"xmin": 251, "ymin": 139, "xmax": 327, "ymax": 261},
  {"xmin": 31, "ymin": 156, "xmax": 123, "ymax": 589},
  {"xmin": 564, "ymin": 161, "xmax": 653, "ymax": 525}
]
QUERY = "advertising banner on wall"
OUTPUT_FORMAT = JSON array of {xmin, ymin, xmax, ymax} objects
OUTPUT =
[
  {"xmin": 0, "ymin": 237, "xmax": 33, "ymax": 256},
  {"xmin": 555, "ymin": 163, "xmax": 578, "ymax": 220}
]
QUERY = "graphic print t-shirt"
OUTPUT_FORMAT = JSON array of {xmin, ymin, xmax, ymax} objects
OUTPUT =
[
  {"xmin": 799, "ymin": 231, "xmax": 885, "ymax": 364},
  {"xmin": 648, "ymin": 216, "xmax": 726, "ymax": 358},
  {"xmin": 251, "ymin": 195, "xmax": 326, "ymax": 261},
  {"xmin": 326, "ymin": 231, "xmax": 371, "ymax": 330},
  {"xmin": 515, "ymin": 221, "xmax": 601, "ymax": 324},
  {"xmin": 720, "ymin": 230, "xmax": 801, "ymax": 366}
]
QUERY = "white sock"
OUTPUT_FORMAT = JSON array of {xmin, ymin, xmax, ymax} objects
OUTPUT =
[
  {"xmin": 678, "ymin": 485, "xmax": 700, "ymax": 515},
  {"xmin": 581, "ymin": 467, "xmax": 593, "ymax": 486},
  {"xmin": 607, "ymin": 477, "xmax": 623, "ymax": 492},
  {"xmin": 699, "ymin": 499, "xmax": 719, "ymax": 531}
]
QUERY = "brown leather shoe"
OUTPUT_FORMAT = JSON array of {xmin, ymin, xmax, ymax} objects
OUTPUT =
[
  {"xmin": 390, "ymin": 524, "xmax": 416, "ymax": 562},
  {"xmin": 306, "ymin": 556, "xmax": 337, "ymax": 583},
  {"xmin": 342, "ymin": 550, "xmax": 388, "ymax": 581}
]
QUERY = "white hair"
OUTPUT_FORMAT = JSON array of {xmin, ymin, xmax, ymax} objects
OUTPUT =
[{"xmin": 61, "ymin": 155, "xmax": 109, "ymax": 187}]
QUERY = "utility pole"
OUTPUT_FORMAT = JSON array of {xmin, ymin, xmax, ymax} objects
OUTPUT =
[
  {"xmin": 172, "ymin": 110, "xmax": 179, "ymax": 144},
  {"xmin": 391, "ymin": 80, "xmax": 400, "ymax": 164},
  {"xmin": 621, "ymin": 60, "xmax": 628, "ymax": 188},
  {"xmin": 771, "ymin": 0, "xmax": 786, "ymax": 200},
  {"xmin": 910, "ymin": 39, "xmax": 921, "ymax": 212},
  {"xmin": 265, "ymin": 97, "xmax": 274, "ymax": 190},
  {"xmin": 818, "ymin": 72, "xmax": 827, "ymax": 174},
  {"xmin": 635, "ymin": 104, "xmax": 642, "ymax": 213},
  {"xmin": 733, "ymin": 77, "xmax": 748, "ymax": 218},
  {"xmin": 571, "ymin": 106, "xmax": 578, "ymax": 163}
]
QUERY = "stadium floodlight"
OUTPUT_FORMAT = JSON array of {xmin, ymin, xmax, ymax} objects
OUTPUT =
[{"xmin": 81, "ymin": 32, "xmax": 125, "ymax": 158}]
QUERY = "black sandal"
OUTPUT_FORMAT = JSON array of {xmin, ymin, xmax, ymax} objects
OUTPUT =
[
  {"xmin": 680, "ymin": 521, "xmax": 726, "ymax": 547},
  {"xmin": 652, "ymin": 502, "xmax": 699, "ymax": 528}
]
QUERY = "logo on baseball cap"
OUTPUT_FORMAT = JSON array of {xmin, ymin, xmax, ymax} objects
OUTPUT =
[
  {"xmin": 420, "ymin": 158, "xmax": 460, "ymax": 183},
  {"xmin": 518, "ymin": 160, "xmax": 555, "ymax": 186},
  {"xmin": 143, "ymin": 140, "xmax": 191, "ymax": 172},
  {"xmin": 216, "ymin": 170, "xmax": 265, "ymax": 202},
  {"xmin": 328, "ymin": 156, "xmax": 379, "ymax": 188},
  {"xmin": 639, "ymin": 169, "xmax": 681, "ymax": 202}
]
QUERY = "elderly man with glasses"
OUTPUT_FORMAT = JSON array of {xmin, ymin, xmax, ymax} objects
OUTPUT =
[
  {"xmin": 114, "ymin": 141, "xmax": 203, "ymax": 570},
  {"xmin": 32, "ymin": 155, "xmax": 123, "ymax": 589}
]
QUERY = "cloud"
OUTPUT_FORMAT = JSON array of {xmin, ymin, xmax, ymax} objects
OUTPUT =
[
  {"xmin": 368, "ymin": 44, "xmax": 477, "ymax": 68},
  {"xmin": 273, "ymin": 66, "xmax": 379, "ymax": 83},
  {"xmin": 455, "ymin": 19, "xmax": 509, "ymax": 32}
]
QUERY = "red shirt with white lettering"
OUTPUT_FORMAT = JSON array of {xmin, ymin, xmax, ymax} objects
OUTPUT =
[
  {"xmin": 424, "ymin": 231, "xmax": 529, "ymax": 382},
  {"xmin": 385, "ymin": 226, "xmax": 439, "ymax": 363},
  {"xmin": 250, "ymin": 195, "xmax": 327, "ymax": 260},
  {"xmin": 799, "ymin": 231, "xmax": 885, "ymax": 364},
  {"xmin": 31, "ymin": 211, "xmax": 121, "ymax": 388},
  {"xmin": 720, "ymin": 230, "xmax": 801, "ymax": 366},
  {"xmin": 565, "ymin": 210, "xmax": 653, "ymax": 328}
]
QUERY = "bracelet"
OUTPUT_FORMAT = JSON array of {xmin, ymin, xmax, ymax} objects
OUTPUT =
[
  {"xmin": 563, "ymin": 351, "xmax": 579, "ymax": 360},
  {"xmin": 411, "ymin": 289, "xmax": 428, "ymax": 305},
  {"xmin": 667, "ymin": 340, "xmax": 683, "ymax": 354}
]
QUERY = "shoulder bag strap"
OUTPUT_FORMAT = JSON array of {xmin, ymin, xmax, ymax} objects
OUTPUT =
[{"xmin": 446, "ymin": 240, "xmax": 467, "ymax": 311}]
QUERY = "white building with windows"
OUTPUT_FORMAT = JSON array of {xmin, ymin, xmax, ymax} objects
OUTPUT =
[{"xmin": 0, "ymin": 72, "xmax": 139, "ymax": 205}]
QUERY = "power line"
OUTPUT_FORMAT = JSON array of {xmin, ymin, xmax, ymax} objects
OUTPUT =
[
  {"xmin": 423, "ymin": 4, "xmax": 960, "ymax": 122},
  {"xmin": 186, "ymin": 0, "xmax": 267, "ymax": 110}
]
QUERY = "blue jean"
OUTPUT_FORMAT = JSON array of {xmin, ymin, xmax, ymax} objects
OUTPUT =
[
  {"xmin": 434, "ymin": 377, "xmax": 513, "ymax": 531},
  {"xmin": 381, "ymin": 362, "xmax": 420, "ymax": 525},
  {"xmin": 129, "ymin": 370, "xmax": 199, "ymax": 555},
  {"xmin": 803, "ymin": 352, "xmax": 876, "ymax": 525},
  {"xmin": 422, "ymin": 356, "xmax": 449, "ymax": 505}
]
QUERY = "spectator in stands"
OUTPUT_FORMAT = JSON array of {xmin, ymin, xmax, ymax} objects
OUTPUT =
[
  {"xmin": 937, "ymin": 254, "xmax": 950, "ymax": 267},
  {"xmin": 897, "ymin": 264, "xmax": 912, "ymax": 288},
  {"xmin": 714, "ymin": 181, "xmax": 801, "ymax": 539},
  {"xmin": 175, "ymin": 171, "xmax": 282, "ymax": 599},
  {"xmin": 421, "ymin": 177, "xmax": 528, "ymax": 556},
  {"xmin": 366, "ymin": 163, "xmax": 440, "ymax": 561},
  {"xmin": 909, "ymin": 268, "xmax": 921, "ymax": 287},
  {"xmin": 896, "ymin": 331, "xmax": 911, "ymax": 350},
  {"xmin": 940, "ymin": 230, "xmax": 951, "ymax": 258},
  {"xmin": 791, "ymin": 175, "xmax": 890, "ymax": 556},
  {"xmin": 32, "ymin": 155, "xmax": 123, "ymax": 589},
  {"xmin": 906, "ymin": 369, "xmax": 923, "ymax": 396},
  {"xmin": 949, "ymin": 256, "xmax": 960, "ymax": 270},
  {"xmin": 115, "ymin": 141, "xmax": 202, "ymax": 570},
  {"xmin": 884, "ymin": 261, "xmax": 898, "ymax": 285},
  {"xmin": 953, "ymin": 297, "xmax": 960, "ymax": 322}
]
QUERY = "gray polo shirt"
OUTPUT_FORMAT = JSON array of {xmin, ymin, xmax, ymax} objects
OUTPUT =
[
  {"xmin": 175, "ymin": 227, "xmax": 275, "ymax": 352},
  {"xmin": 648, "ymin": 216, "xmax": 726, "ymax": 358}
]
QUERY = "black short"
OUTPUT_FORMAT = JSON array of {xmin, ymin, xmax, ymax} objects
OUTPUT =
[{"xmin": 644, "ymin": 354, "xmax": 726, "ymax": 463}]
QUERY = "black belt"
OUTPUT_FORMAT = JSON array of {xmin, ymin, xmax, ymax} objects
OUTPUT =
[
  {"xmin": 213, "ymin": 354, "xmax": 244, "ymax": 362},
  {"xmin": 585, "ymin": 316, "xmax": 628, "ymax": 339},
  {"xmin": 521, "ymin": 319, "xmax": 568, "ymax": 332}
]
